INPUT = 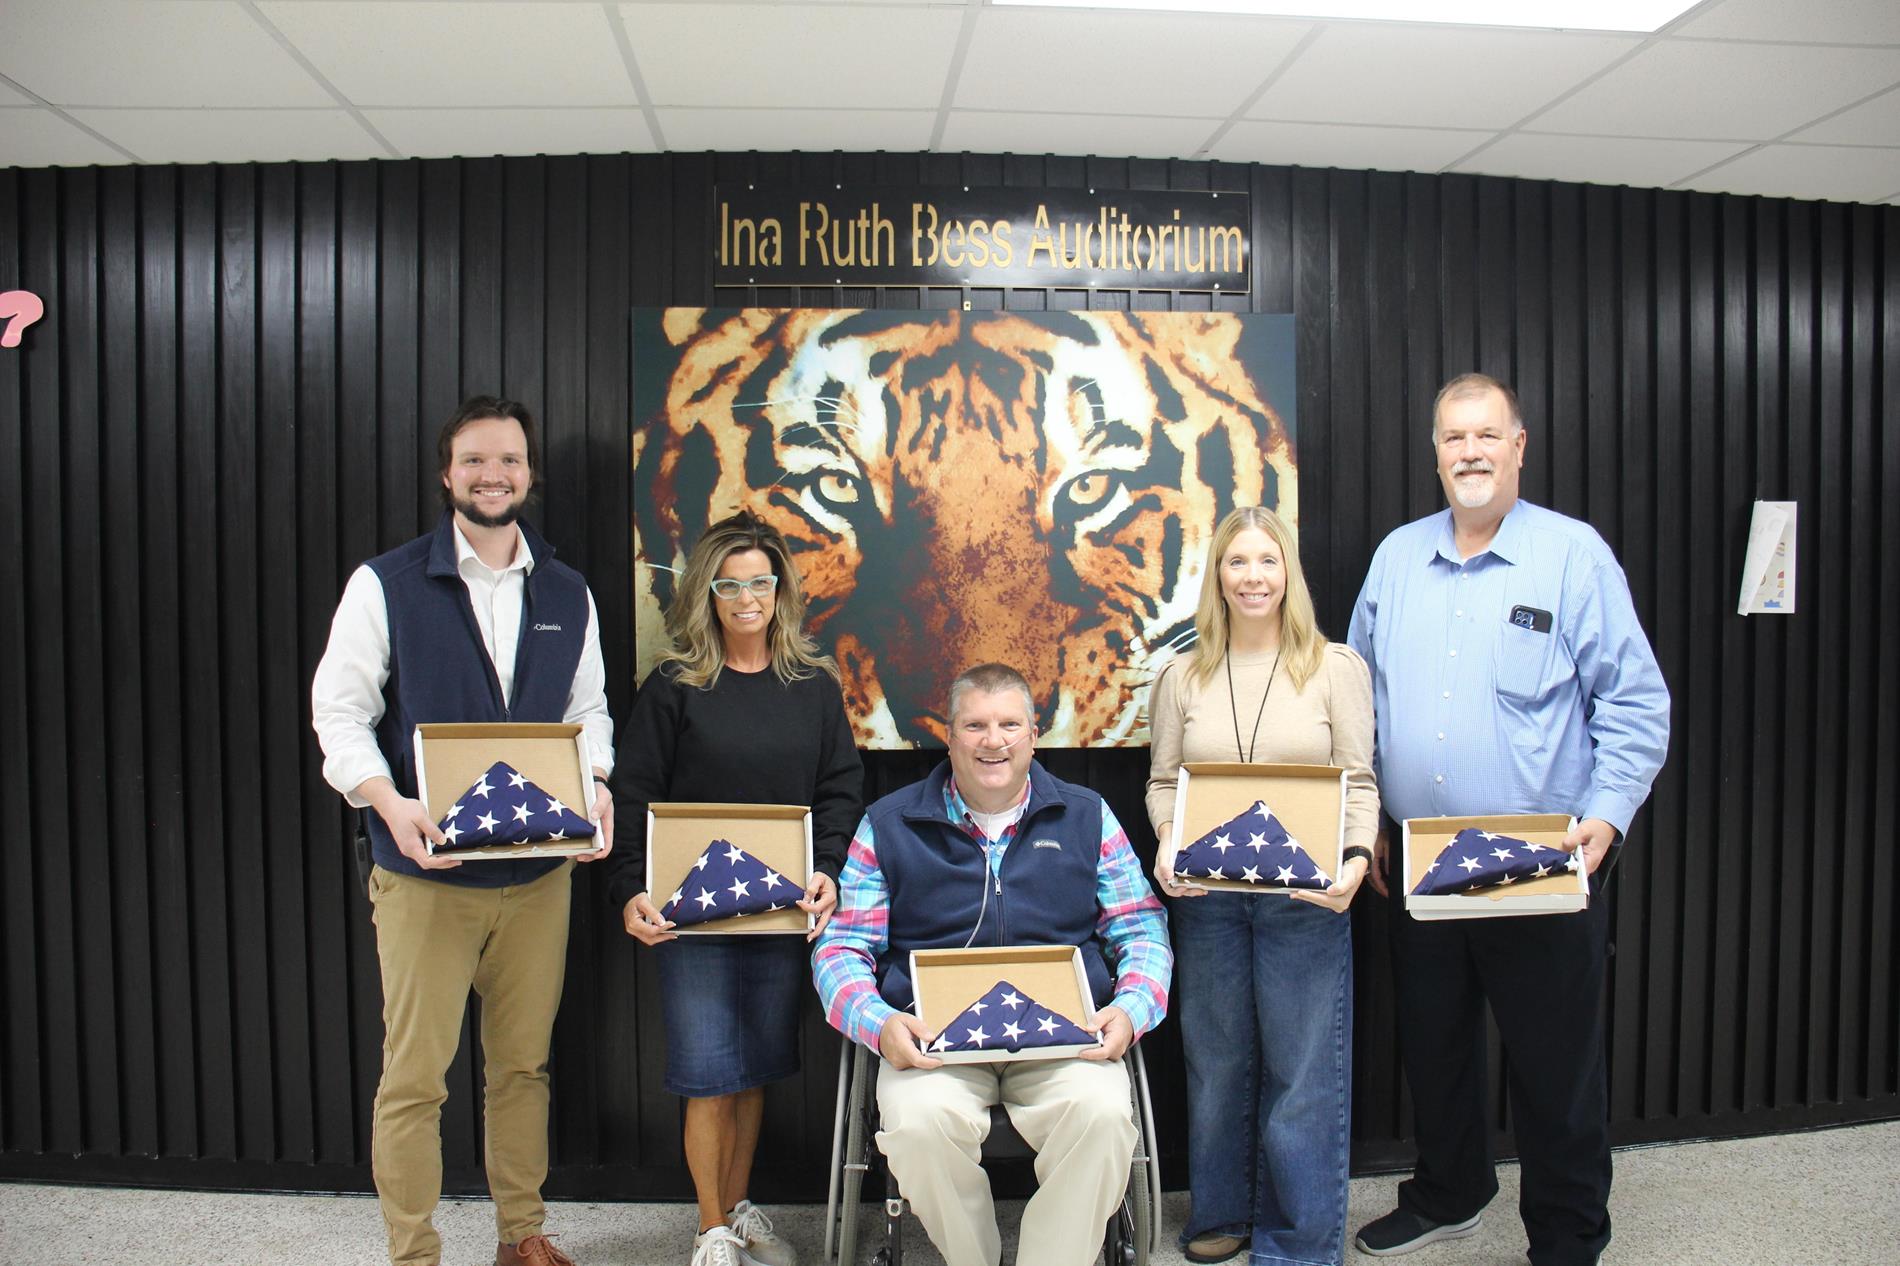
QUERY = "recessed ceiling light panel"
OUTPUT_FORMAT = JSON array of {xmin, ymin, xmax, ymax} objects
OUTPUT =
[{"xmin": 989, "ymin": 1, "xmax": 1701, "ymax": 34}]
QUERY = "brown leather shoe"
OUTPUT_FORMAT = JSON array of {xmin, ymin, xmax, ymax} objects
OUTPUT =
[
  {"xmin": 497, "ymin": 1233, "xmax": 576, "ymax": 1266},
  {"xmin": 1184, "ymin": 1232, "xmax": 1247, "ymax": 1264}
]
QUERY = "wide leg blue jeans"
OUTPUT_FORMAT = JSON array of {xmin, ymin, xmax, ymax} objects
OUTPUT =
[{"xmin": 1173, "ymin": 890, "xmax": 1353, "ymax": 1266}]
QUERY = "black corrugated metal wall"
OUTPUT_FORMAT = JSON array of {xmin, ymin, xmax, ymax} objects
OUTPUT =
[{"xmin": 0, "ymin": 151, "xmax": 1893, "ymax": 1199}]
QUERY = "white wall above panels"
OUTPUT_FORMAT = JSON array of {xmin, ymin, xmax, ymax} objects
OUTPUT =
[{"xmin": 0, "ymin": 0, "xmax": 1896, "ymax": 205}]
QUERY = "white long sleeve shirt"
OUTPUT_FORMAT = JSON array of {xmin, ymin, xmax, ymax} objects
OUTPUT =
[{"xmin": 311, "ymin": 521, "xmax": 615, "ymax": 808}]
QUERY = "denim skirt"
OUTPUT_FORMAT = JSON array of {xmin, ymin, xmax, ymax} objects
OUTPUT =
[{"xmin": 654, "ymin": 933, "xmax": 806, "ymax": 1097}]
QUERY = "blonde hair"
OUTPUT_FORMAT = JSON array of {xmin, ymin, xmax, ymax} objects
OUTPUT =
[
  {"xmin": 652, "ymin": 511, "xmax": 839, "ymax": 689},
  {"xmin": 1184, "ymin": 505, "xmax": 1327, "ymax": 692}
]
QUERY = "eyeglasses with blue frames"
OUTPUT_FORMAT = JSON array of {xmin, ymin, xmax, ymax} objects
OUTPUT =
[{"xmin": 709, "ymin": 574, "xmax": 780, "ymax": 601}]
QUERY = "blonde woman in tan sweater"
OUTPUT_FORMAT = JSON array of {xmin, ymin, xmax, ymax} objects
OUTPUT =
[{"xmin": 1146, "ymin": 505, "xmax": 1378, "ymax": 1266}]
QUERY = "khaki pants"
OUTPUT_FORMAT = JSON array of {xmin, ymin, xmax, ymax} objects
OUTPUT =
[
  {"xmin": 368, "ymin": 862, "xmax": 574, "ymax": 1266},
  {"xmin": 875, "ymin": 1057, "xmax": 1136, "ymax": 1266}
]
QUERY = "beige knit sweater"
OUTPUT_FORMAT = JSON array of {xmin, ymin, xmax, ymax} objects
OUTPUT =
[{"xmin": 1145, "ymin": 640, "xmax": 1380, "ymax": 850}]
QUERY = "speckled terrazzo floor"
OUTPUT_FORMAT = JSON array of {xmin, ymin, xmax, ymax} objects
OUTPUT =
[{"xmin": 3, "ymin": 1120, "xmax": 1895, "ymax": 1265}]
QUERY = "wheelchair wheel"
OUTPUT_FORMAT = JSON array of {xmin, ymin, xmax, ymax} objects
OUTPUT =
[
  {"xmin": 1126, "ymin": 1159, "xmax": 1151, "ymax": 1266},
  {"xmin": 839, "ymin": 1082, "xmax": 869, "ymax": 1265}
]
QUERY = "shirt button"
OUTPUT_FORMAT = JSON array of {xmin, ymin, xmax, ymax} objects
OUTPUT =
[
  {"xmin": 1455, "ymin": 610, "xmax": 1464, "ymax": 617},
  {"xmin": 1435, "ymin": 775, "xmax": 1445, "ymax": 783},
  {"xmin": 1449, "ymin": 649, "xmax": 1458, "ymax": 657},
  {"xmin": 1442, "ymin": 691, "xmax": 1451, "ymax": 699},
  {"xmin": 1437, "ymin": 732, "xmax": 1445, "ymax": 740}
]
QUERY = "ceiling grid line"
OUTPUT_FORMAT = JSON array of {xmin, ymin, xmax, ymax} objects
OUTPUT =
[
  {"xmin": 0, "ymin": 69, "xmax": 142, "ymax": 163},
  {"xmin": 1667, "ymin": 73, "xmax": 1900, "ymax": 189},
  {"xmin": 1193, "ymin": 23, "xmax": 1327, "ymax": 160},
  {"xmin": 927, "ymin": 0, "xmax": 986, "ymax": 153},
  {"xmin": 237, "ymin": 0, "xmax": 402, "ymax": 160},
  {"xmin": 603, "ymin": 2, "xmax": 667, "ymax": 153}
]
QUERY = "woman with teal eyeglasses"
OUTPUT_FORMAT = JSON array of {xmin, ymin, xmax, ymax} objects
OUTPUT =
[{"xmin": 606, "ymin": 511, "xmax": 863, "ymax": 1266}]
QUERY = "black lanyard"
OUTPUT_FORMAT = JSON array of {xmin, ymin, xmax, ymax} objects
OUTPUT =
[{"xmin": 1226, "ymin": 648, "xmax": 1281, "ymax": 764}]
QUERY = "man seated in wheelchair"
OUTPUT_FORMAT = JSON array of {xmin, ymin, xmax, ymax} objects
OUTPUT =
[{"xmin": 814, "ymin": 662, "xmax": 1173, "ymax": 1266}]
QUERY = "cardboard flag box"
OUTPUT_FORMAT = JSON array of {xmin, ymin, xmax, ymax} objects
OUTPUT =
[
  {"xmin": 910, "ymin": 945, "xmax": 1103, "ymax": 1065},
  {"xmin": 1402, "ymin": 813, "xmax": 1587, "ymax": 920},
  {"xmin": 414, "ymin": 722, "xmax": 603, "ymax": 860},
  {"xmin": 646, "ymin": 803, "xmax": 814, "ymax": 936},
  {"xmin": 1165, "ymin": 763, "xmax": 1347, "ymax": 895}
]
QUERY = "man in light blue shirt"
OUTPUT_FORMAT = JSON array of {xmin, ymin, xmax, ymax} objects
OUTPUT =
[{"xmin": 1346, "ymin": 374, "xmax": 1669, "ymax": 1266}]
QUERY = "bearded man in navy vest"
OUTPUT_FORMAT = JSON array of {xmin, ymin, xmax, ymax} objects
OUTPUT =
[
  {"xmin": 313, "ymin": 396, "xmax": 615, "ymax": 1266},
  {"xmin": 813, "ymin": 663, "xmax": 1173, "ymax": 1266}
]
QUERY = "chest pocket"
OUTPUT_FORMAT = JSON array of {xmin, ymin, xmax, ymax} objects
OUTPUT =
[{"xmin": 1493, "ymin": 618, "xmax": 1556, "ymax": 701}]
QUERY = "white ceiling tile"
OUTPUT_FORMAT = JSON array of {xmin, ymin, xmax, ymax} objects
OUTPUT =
[
  {"xmin": 1788, "ymin": 85, "xmax": 1900, "ymax": 146},
  {"xmin": 957, "ymin": 9, "xmax": 1311, "ymax": 117},
  {"xmin": 367, "ymin": 107, "xmax": 657, "ymax": 159},
  {"xmin": 1251, "ymin": 25, "xmax": 1639, "ymax": 130},
  {"xmin": 69, "ymin": 107, "xmax": 388, "ymax": 165},
  {"xmin": 0, "ymin": 0, "xmax": 334, "ymax": 108},
  {"xmin": 626, "ymin": 4, "xmax": 965, "ymax": 110},
  {"xmin": 1457, "ymin": 132, "xmax": 1754, "ymax": 188},
  {"xmin": 0, "ymin": 107, "xmax": 135, "ymax": 166},
  {"xmin": 939, "ymin": 111, "xmax": 1221, "ymax": 161},
  {"xmin": 0, "ymin": 81, "xmax": 37, "ymax": 107},
  {"xmin": 1208, "ymin": 120, "xmax": 1488, "ymax": 172},
  {"xmin": 1670, "ymin": 0, "xmax": 1900, "ymax": 44},
  {"xmin": 258, "ymin": 1, "xmax": 637, "ymax": 107},
  {"xmin": 1681, "ymin": 142, "xmax": 1900, "ymax": 203},
  {"xmin": 656, "ymin": 107, "xmax": 935, "ymax": 152},
  {"xmin": 1531, "ymin": 40, "xmax": 1900, "ymax": 140}
]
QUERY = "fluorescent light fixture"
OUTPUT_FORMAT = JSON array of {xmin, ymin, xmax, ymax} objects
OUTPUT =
[{"xmin": 988, "ymin": 1, "xmax": 1701, "ymax": 34}]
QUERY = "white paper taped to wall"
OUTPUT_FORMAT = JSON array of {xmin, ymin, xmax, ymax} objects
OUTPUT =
[{"xmin": 1737, "ymin": 501, "xmax": 1796, "ymax": 616}]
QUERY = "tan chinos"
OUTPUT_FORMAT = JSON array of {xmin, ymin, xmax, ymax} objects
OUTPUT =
[
  {"xmin": 876, "ymin": 1056, "xmax": 1137, "ymax": 1266},
  {"xmin": 368, "ymin": 861, "xmax": 574, "ymax": 1266}
]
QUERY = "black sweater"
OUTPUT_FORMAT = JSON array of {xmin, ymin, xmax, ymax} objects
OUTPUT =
[{"xmin": 603, "ymin": 660, "xmax": 865, "ymax": 913}]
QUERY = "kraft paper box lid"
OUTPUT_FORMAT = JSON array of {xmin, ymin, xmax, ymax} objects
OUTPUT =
[
  {"xmin": 1403, "ymin": 813, "xmax": 1586, "ymax": 920},
  {"xmin": 646, "ymin": 803, "xmax": 813, "ymax": 935},
  {"xmin": 910, "ymin": 945, "xmax": 1101, "ymax": 1064},
  {"xmin": 1167, "ymin": 763, "xmax": 1347, "ymax": 894},
  {"xmin": 414, "ymin": 723, "xmax": 602, "ymax": 860}
]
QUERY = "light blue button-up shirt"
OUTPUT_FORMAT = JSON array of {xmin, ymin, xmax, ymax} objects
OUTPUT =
[{"xmin": 1346, "ymin": 500, "xmax": 1669, "ymax": 836}]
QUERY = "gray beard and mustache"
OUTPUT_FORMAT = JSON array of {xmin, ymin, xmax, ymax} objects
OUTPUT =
[{"xmin": 1449, "ymin": 459, "xmax": 1497, "ymax": 509}]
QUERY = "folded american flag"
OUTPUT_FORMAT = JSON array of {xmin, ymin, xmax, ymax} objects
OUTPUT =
[
  {"xmin": 1173, "ymin": 800, "xmax": 1332, "ymax": 890},
  {"xmin": 1411, "ymin": 827, "xmax": 1581, "ymax": 896},
  {"xmin": 659, "ymin": 840, "xmax": 802, "ymax": 927},
  {"xmin": 436, "ymin": 760, "xmax": 595, "ymax": 850},
  {"xmin": 927, "ymin": 980, "xmax": 1096, "ymax": 1055}
]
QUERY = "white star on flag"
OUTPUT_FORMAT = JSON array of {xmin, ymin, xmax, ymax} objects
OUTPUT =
[
  {"xmin": 476, "ymin": 812, "xmax": 499, "ymax": 833},
  {"xmin": 694, "ymin": 888, "xmax": 718, "ymax": 910},
  {"xmin": 507, "ymin": 770, "xmax": 529, "ymax": 789},
  {"xmin": 1000, "ymin": 991, "xmax": 1024, "ymax": 1010}
]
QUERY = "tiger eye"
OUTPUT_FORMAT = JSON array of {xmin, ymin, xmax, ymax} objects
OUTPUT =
[
  {"xmin": 818, "ymin": 472, "xmax": 861, "ymax": 505},
  {"xmin": 1064, "ymin": 473, "xmax": 1114, "ymax": 509}
]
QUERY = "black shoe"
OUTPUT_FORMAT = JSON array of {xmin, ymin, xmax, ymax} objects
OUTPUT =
[{"xmin": 1354, "ymin": 1208, "xmax": 1482, "ymax": 1256}]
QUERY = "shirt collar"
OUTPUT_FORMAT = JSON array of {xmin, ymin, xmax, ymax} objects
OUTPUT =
[
  {"xmin": 451, "ymin": 519, "xmax": 533, "ymax": 578},
  {"xmin": 1431, "ymin": 500, "xmax": 1527, "ymax": 568},
  {"xmin": 944, "ymin": 776, "xmax": 1032, "ymax": 835}
]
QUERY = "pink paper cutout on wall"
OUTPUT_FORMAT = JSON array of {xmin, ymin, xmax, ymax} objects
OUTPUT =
[{"xmin": 0, "ymin": 290, "xmax": 45, "ymax": 348}]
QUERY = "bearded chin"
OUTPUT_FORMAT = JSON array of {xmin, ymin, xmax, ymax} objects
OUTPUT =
[{"xmin": 454, "ymin": 494, "xmax": 523, "ymax": 528}]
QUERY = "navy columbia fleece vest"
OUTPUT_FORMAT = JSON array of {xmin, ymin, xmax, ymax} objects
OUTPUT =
[
  {"xmin": 366, "ymin": 511, "xmax": 589, "ymax": 888},
  {"xmin": 868, "ymin": 760, "xmax": 1113, "ymax": 1013}
]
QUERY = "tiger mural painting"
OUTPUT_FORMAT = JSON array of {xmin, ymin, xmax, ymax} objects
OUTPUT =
[{"xmin": 633, "ymin": 306, "xmax": 1296, "ymax": 748}]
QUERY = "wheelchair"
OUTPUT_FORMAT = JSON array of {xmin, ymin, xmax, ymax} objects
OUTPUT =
[{"xmin": 823, "ymin": 1037, "xmax": 1162, "ymax": 1266}]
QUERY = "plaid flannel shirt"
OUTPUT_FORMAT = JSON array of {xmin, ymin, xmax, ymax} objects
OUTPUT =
[{"xmin": 813, "ymin": 777, "xmax": 1172, "ymax": 1050}]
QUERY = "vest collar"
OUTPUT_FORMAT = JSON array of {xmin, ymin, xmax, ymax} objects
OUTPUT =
[{"xmin": 425, "ymin": 508, "xmax": 555, "ymax": 580}]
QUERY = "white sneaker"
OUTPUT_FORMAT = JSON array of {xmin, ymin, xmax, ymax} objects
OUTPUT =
[
  {"xmin": 691, "ymin": 1225, "xmax": 755, "ymax": 1266},
  {"xmin": 727, "ymin": 1199, "xmax": 797, "ymax": 1266}
]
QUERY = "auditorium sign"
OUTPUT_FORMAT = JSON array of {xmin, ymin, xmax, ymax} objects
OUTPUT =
[{"xmin": 713, "ymin": 186, "xmax": 1249, "ymax": 291}]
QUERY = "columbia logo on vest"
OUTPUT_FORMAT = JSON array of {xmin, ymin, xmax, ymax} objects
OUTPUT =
[
  {"xmin": 1031, "ymin": 839, "xmax": 1062, "ymax": 851},
  {"xmin": 533, "ymin": 623, "xmax": 563, "ymax": 632}
]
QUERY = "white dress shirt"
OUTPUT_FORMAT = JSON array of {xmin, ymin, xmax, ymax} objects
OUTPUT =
[{"xmin": 311, "ymin": 520, "xmax": 615, "ymax": 808}]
